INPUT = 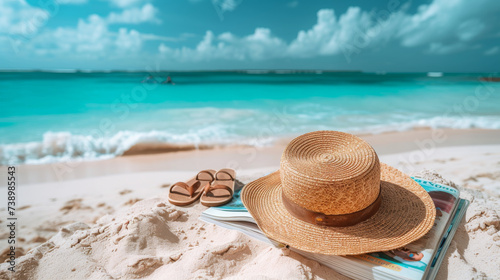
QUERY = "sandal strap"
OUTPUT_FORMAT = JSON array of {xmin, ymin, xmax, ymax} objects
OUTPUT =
[
  {"xmin": 215, "ymin": 170, "xmax": 235, "ymax": 181},
  {"xmin": 203, "ymin": 184, "xmax": 234, "ymax": 196},
  {"xmin": 196, "ymin": 170, "xmax": 215, "ymax": 181},
  {"xmin": 170, "ymin": 181, "xmax": 195, "ymax": 197}
]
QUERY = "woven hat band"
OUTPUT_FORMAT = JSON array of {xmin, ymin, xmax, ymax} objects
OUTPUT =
[{"xmin": 281, "ymin": 186, "xmax": 382, "ymax": 227}]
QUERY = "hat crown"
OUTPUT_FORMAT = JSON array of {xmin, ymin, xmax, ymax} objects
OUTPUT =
[{"xmin": 280, "ymin": 131, "xmax": 380, "ymax": 215}]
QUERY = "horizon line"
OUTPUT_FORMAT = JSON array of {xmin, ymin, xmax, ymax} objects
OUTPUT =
[{"xmin": 0, "ymin": 69, "xmax": 495, "ymax": 74}]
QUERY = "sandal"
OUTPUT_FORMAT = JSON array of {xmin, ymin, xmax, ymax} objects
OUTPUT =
[
  {"xmin": 168, "ymin": 169, "xmax": 216, "ymax": 206},
  {"xmin": 200, "ymin": 168, "xmax": 235, "ymax": 207}
]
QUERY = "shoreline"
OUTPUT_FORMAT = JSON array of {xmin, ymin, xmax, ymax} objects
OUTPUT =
[
  {"xmin": 9, "ymin": 128, "xmax": 500, "ymax": 185},
  {"xmin": 2, "ymin": 127, "xmax": 500, "ymax": 166},
  {"xmin": 113, "ymin": 128, "xmax": 500, "ymax": 157}
]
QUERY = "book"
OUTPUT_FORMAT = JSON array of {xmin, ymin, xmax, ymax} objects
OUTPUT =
[{"xmin": 199, "ymin": 177, "xmax": 469, "ymax": 280}]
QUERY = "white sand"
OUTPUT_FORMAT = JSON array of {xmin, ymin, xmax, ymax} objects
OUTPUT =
[{"xmin": 1, "ymin": 143, "xmax": 499, "ymax": 279}]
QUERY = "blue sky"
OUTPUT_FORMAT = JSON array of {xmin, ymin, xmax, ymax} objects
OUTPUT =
[{"xmin": 0, "ymin": 0, "xmax": 499, "ymax": 72}]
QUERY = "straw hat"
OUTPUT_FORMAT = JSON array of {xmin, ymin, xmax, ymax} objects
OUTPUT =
[{"xmin": 241, "ymin": 131, "xmax": 436, "ymax": 255}]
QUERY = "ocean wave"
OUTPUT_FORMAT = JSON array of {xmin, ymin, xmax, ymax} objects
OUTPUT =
[
  {"xmin": 0, "ymin": 130, "xmax": 276, "ymax": 165},
  {"xmin": 1, "ymin": 115, "xmax": 500, "ymax": 165}
]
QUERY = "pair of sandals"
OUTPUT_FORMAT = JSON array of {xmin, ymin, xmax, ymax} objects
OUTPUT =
[{"xmin": 168, "ymin": 169, "xmax": 236, "ymax": 207}]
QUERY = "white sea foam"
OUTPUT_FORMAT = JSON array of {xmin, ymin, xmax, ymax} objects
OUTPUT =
[
  {"xmin": 1, "ymin": 115, "xmax": 500, "ymax": 165},
  {"xmin": 0, "ymin": 130, "xmax": 275, "ymax": 165}
]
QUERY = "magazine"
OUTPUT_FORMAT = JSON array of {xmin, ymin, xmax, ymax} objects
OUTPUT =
[{"xmin": 199, "ymin": 177, "xmax": 469, "ymax": 280}]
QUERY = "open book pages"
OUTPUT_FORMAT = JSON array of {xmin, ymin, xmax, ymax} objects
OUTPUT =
[{"xmin": 199, "ymin": 178, "xmax": 470, "ymax": 280}]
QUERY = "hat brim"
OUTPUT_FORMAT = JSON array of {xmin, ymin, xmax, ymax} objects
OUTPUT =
[{"xmin": 241, "ymin": 163, "xmax": 436, "ymax": 255}]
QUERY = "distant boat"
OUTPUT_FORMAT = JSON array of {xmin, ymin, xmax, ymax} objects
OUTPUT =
[
  {"xmin": 427, "ymin": 72, "xmax": 443, "ymax": 77},
  {"xmin": 479, "ymin": 77, "xmax": 500, "ymax": 82}
]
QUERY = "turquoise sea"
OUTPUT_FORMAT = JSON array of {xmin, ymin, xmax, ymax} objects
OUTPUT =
[{"xmin": 1, "ymin": 71, "xmax": 499, "ymax": 165}]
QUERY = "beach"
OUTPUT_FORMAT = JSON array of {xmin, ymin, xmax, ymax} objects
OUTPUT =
[
  {"xmin": 3, "ymin": 0, "xmax": 500, "ymax": 278},
  {"xmin": 1, "ymin": 128, "xmax": 499, "ymax": 279}
]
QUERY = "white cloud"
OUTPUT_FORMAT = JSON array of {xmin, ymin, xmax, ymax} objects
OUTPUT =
[
  {"xmin": 0, "ymin": 0, "xmax": 51, "ymax": 36},
  {"xmin": 211, "ymin": 0, "xmax": 241, "ymax": 19},
  {"xmin": 107, "ymin": 3, "xmax": 160, "ymax": 24},
  {"xmin": 74, "ymin": 15, "xmax": 110, "ymax": 53},
  {"xmin": 41, "ymin": 15, "xmax": 111, "ymax": 54},
  {"xmin": 288, "ymin": 8, "xmax": 380, "ymax": 57},
  {"xmin": 4, "ymin": 0, "xmax": 499, "ymax": 67},
  {"xmin": 292, "ymin": 0, "xmax": 496, "ymax": 57},
  {"xmin": 116, "ymin": 28, "xmax": 142, "ymax": 52},
  {"xmin": 159, "ymin": 28, "xmax": 287, "ymax": 61},
  {"xmin": 287, "ymin": 9, "xmax": 339, "ymax": 57},
  {"xmin": 27, "ymin": 14, "xmax": 144, "ymax": 57},
  {"xmin": 4, "ymin": 0, "xmax": 173, "ymax": 58},
  {"xmin": 159, "ymin": 0, "xmax": 500, "ymax": 62},
  {"xmin": 158, "ymin": 43, "xmax": 170, "ymax": 54},
  {"xmin": 397, "ymin": 0, "xmax": 499, "ymax": 48},
  {"xmin": 484, "ymin": 46, "xmax": 499, "ymax": 55},
  {"xmin": 158, "ymin": 7, "xmax": 399, "ymax": 62},
  {"xmin": 212, "ymin": 0, "xmax": 240, "ymax": 12}
]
